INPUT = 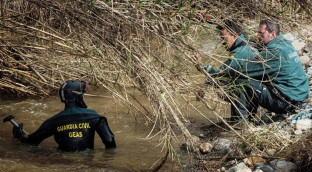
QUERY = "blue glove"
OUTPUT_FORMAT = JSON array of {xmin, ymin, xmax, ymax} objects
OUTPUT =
[{"xmin": 13, "ymin": 123, "xmax": 25, "ymax": 139}]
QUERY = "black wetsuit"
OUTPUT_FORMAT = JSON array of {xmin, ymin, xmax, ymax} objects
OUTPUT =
[{"xmin": 20, "ymin": 107, "xmax": 116, "ymax": 151}]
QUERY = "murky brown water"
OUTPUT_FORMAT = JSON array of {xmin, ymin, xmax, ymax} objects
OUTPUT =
[
  {"xmin": 0, "ymin": 27, "xmax": 228, "ymax": 172},
  {"xmin": 0, "ymin": 86, "xmax": 230, "ymax": 172},
  {"xmin": 0, "ymin": 89, "xmax": 186, "ymax": 171}
]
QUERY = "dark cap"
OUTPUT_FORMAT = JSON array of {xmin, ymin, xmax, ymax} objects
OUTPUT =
[{"xmin": 216, "ymin": 19, "xmax": 242, "ymax": 35}]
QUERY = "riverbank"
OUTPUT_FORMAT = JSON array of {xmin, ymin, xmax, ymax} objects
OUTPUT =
[
  {"xmin": 178, "ymin": 25, "xmax": 312, "ymax": 172},
  {"xmin": 1, "ymin": 1, "xmax": 312, "ymax": 171}
]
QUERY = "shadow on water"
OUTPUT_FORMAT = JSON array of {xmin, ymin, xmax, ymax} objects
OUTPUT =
[{"xmin": 0, "ymin": 89, "xmax": 181, "ymax": 172}]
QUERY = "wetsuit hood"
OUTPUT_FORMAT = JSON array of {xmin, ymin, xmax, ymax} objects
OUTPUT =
[{"xmin": 59, "ymin": 80, "xmax": 88, "ymax": 108}]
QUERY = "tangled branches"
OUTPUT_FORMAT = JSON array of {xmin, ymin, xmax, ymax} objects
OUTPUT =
[{"xmin": 0, "ymin": 0, "xmax": 311, "ymax": 160}]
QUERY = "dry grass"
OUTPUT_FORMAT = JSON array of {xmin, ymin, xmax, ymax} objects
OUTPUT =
[
  {"xmin": 1, "ymin": 0, "xmax": 311, "ymax": 166},
  {"xmin": 288, "ymin": 131, "xmax": 312, "ymax": 172}
]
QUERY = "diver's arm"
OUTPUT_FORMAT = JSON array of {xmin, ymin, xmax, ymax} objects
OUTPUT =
[
  {"xmin": 96, "ymin": 117, "xmax": 116, "ymax": 149},
  {"xmin": 14, "ymin": 121, "xmax": 54, "ymax": 145}
]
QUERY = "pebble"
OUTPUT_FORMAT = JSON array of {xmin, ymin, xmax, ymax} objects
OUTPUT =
[
  {"xmin": 270, "ymin": 159, "xmax": 297, "ymax": 172},
  {"xmin": 199, "ymin": 142, "xmax": 213, "ymax": 154},
  {"xmin": 225, "ymin": 162, "xmax": 252, "ymax": 172},
  {"xmin": 212, "ymin": 138, "xmax": 231, "ymax": 155},
  {"xmin": 257, "ymin": 165, "xmax": 274, "ymax": 172},
  {"xmin": 296, "ymin": 119, "xmax": 312, "ymax": 131}
]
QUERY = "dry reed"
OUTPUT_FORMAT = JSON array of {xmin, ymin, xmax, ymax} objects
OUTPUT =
[{"xmin": 1, "ymin": 0, "xmax": 311, "ymax": 167}]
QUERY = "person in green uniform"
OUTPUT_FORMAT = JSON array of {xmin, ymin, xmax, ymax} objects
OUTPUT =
[
  {"xmin": 196, "ymin": 19, "xmax": 308, "ymax": 122},
  {"xmin": 231, "ymin": 19, "xmax": 309, "ymax": 121},
  {"xmin": 195, "ymin": 19, "xmax": 258, "ymax": 118}
]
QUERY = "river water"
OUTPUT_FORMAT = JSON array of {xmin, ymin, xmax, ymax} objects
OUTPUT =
[
  {"xmin": 0, "ymin": 29, "xmax": 227, "ymax": 171},
  {"xmin": 0, "ymin": 89, "xmax": 182, "ymax": 171},
  {"xmin": 0, "ymin": 85, "xmax": 230, "ymax": 172}
]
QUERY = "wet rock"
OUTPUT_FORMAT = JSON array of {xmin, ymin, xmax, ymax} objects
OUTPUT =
[
  {"xmin": 254, "ymin": 162, "xmax": 274, "ymax": 172},
  {"xmin": 225, "ymin": 162, "xmax": 252, "ymax": 172},
  {"xmin": 199, "ymin": 142, "xmax": 213, "ymax": 154},
  {"xmin": 295, "ymin": 118, "xmax": 312, "ymax": 131},
  {"xmin": 254, "ymin": 162, "xmax": 265, "ymax": 168},
  {"xmin": 212, "ymin": 138, "xmax": 231, "ymax": 155},
  {"xmin": 255, "ymin": 165, "xmax": 274, "ymax": 172},
  {"xmin": 269, "ymin": 159, "xmax": 297, "ymax": 172}
]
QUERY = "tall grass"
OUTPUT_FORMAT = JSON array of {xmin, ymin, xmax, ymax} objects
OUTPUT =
[{"xmin": 0, "ymin": 0, "xmax": 311, "ymax": 166}]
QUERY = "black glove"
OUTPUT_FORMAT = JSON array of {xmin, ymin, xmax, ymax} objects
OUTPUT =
[{"xmin": 13, "ymin": 123, "xmax": 25, "ymax": 140}]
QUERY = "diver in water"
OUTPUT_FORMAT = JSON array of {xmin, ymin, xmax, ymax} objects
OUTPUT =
[{"xmin": 12, "ymin": 80, "xmax": 116, "ymax": 151}]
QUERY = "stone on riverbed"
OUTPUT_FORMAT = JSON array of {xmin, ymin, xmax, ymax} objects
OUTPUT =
[
  {"xmin": 269, "ymin": 159, "xmax": 297, "ymax": 172},
  {"xmin": 296, "ymin": 118, "xmax": 312, "ymax": 131},
  {"xmin": 199, "ymin": 142, "xmax": 213, "ymax": 154},
  {"xmin": 225, "ymin": 162, "xmax": 252, "ymax": 172},
  {"xmin": 212, "ymin": 138, "xmax": 231, "ymax": 155}
]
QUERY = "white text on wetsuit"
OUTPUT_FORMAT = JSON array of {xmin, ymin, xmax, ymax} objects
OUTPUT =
[{"xmin": 57, "ymin": 123, "xmax": 91, "ymax": 138}]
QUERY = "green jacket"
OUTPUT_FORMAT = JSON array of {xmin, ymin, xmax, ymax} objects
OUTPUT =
[
  {"xmin": 204, "ymin": 34, "xmax": 257, "ymax": 77},
  {"xmin": 238, "ymin": 35, "xmax": 309, "ymax": 101}
]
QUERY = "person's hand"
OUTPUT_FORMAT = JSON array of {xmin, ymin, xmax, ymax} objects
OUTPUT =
[
  {"xmin": 194, "ymin": 53, "xmax": 202, "ymax": 64},
  {"xmin": 13, "ymin": 123, "xmax": 25, "ymax": 139},
  {"xmin": 194, "ymin": 54, "xmax": 203, "ymax": 71}
]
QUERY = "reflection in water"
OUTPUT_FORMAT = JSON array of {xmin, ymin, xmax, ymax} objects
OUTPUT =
[{"xmin": 0, "ymin": 90, "xmax": 176, "ymax": 171}]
